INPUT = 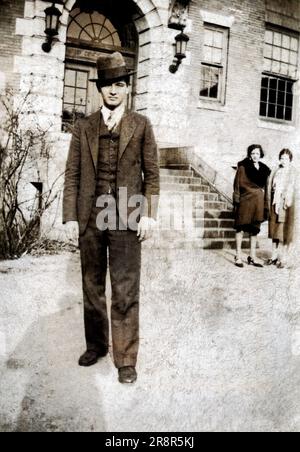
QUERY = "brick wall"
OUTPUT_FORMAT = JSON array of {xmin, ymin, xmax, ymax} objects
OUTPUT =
[{"xmin": 0, "ymin": 0, "xmax": 25, "ymax": 91}]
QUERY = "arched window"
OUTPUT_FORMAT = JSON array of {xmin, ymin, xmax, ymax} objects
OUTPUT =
[{"xmin": 67, "ymin": 8, "xmax": 122, "ymax": 47}]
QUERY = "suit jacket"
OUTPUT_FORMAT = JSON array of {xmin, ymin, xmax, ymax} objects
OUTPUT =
[{"xmin": 63, "ymin": 110, "xmax": 160, "ymax": 235}]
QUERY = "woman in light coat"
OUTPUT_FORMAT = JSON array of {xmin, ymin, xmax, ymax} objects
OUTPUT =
[{"xmin": 267, "ymin": 149, "xmax": 296, "ymax": 268}]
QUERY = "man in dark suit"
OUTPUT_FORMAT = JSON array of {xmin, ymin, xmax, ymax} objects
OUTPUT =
[{"xmin": 63, "ymin": 52, "xmax": 160, "ymax": 384}]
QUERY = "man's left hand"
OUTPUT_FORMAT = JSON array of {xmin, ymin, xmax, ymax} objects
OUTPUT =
[{"xmin": 137, "ymin": 216, "xmax": 157, "ymax": 242}]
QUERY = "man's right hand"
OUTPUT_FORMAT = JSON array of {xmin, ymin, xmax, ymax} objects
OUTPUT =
[{"xmin": 64, "ymin": 221, "xmax": 79, "ymax": 245}]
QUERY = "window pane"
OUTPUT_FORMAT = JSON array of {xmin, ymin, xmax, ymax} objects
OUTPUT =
[
  {"xmin": 76, "ymin": 13, "xmax": 93, "ymax": 28},
  {"xmin": 269, "ymin": 89, "xmax": 277, "ymax": 104},
  {"xmin": 274, "ymin": 32, "xmax": 282, "ymax": 46},
  {"xmin": 265, "ymin": 30, "xmax": 273, "ymax": 44},
  {"xmin": 286, "ymin": 93, "xmax": 293, "ymax": 108},
  {"xmin": 84, "ymin": 25, "xmax": 96, "ymax": 40},
  {"xmin": 264, "ymin": 44, "xmax": 272, "ymax": 59},
  {"xmin": 75, "ymin": 88, "xmax": 87, "ymax": 106},
  {"xmin": 79, "ymin": 30, "xmax": 93, "ymax": 41},
  {"xmin": 285, "ymin": 107, "xmax": 292, "ymax": 121},
  {"xmin": 200, "ymin": 66, "xmax": 220, "ymax": 99},
  {"xmin": 272, "ymin": 60, "xmax": 280, "ymax": 73},
  {"xmin": 277, "ymin": 90, "xmax": 285, "ymax": 106},
  {"xmin": 212, "ymin": 48, "xmax": 222, "ymax": 64},
  {"xmin": 68, "ymin": 21, "xmax": 81, "ymax": 39},
  {"xmin": 281, "ymin": 49, "xmax": 289, "ymax": 63},
  {"xmin": 268, "ymin": 103, "xmax": 276, "ymax": 118},
  {"xmin": 282, "ymin": 34, "xmax": 290, "ymax": 49},
  {"xmin": 203, "ymin": 46, "xmax": 212, "ymax": 62},
  {"xmin": 213, "ymin": 31, "xmax": 223, "ymax": 48},
  {"xmin": 276, "ymin": 105, "xmax": 284, "ymax": 119},
  {"xmin": 278, "ymin": 79, "xmax": 286, "ymax": 92},
  {"xmin": 269, "ymin": 78, "xmax": 278, "ymax": 90},
  {"xmin": 204, "ymin": 29, "xmax": 213, "ymax": 46},
  {"xmin": 77, "ymin": 71, "xmax": 88, "ymax": 88},
  {"xmin": 261, "ymin": 88, "xmax": 268, "ymax": 102},
  {"xmin": 64, "ymin": 87, "xmax": 75, "ymax": 104},
  {"xmin": 264, "ymin": 59, "xmax": 272, "ymax": 72},
  {"xmin": 260, "ymin": 102, "xmax": 267, "ymax": 116},
  {"xmin": 65, "ymin": 69, "xmax": 76, "ymax": 86},
  {"xmin": 273, "ymin": 46, "xmax": 281, "ymax": 61},
  {"xmin": 261, "ymin": 77, "xmax": 269, "ymax": 88},
  {"xmin": 290, "ymin": 51, "xmax": 298, "ymax": 65},
  {"xmin": 280, "ymin": 63, "xmax": 288, "ymax": 76},
  {"xmin": 291, "ymin": 37, "xmax": 299, "ymax": 51}
]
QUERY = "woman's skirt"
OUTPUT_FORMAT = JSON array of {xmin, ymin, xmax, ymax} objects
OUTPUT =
[{"xmin": 269, "ymin": 204, "xmax": 294, "ymax": 245}]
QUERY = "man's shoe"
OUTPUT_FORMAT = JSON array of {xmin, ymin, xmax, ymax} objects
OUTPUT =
[
  {"xmin": 118, "ymin": 366, "xmax": 137, "ymax": 384},
  {"xmin": 78, "ymin": 350, "xmax": 107, "ymax": 367}
]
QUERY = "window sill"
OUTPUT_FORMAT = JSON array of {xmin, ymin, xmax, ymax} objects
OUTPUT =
[
  {"xmin": 197, "ymin": 99, "xmax": 227, "ymax": 112},
  {"xmin": 257, "ymin": 118, "xmax": 296, "ymax": 132}
]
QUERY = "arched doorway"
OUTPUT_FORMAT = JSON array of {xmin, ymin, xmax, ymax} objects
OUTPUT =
[{"xmin": 62, "ymin": 0, "xmax": 138, "ymax": 131}]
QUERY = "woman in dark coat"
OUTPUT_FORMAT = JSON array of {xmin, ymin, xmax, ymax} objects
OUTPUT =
[
  {"xmin": 233, "ymin": 144, "xmax": 271, "ymax": 268},
  {"xmin": 266, "ymin": 149, "xmax": 296, "ymax": 268}
]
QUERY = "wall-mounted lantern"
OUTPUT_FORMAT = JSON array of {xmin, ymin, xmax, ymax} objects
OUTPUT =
[
  {"xmin": 169, "ymin": 31, "xmax": 190, "ymax": 73},
  {"xmin": 41, "ymin": 1, "xmax": 64, "ymax": 53}
]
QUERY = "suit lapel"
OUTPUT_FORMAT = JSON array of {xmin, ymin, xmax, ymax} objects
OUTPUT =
[
  {"xmin": 85, "ymin": 111, "xmax": 100, "ymax": 172},
  {"xmin": 119, "ymin": 113, "xmax": 138, "ymax": 162}
]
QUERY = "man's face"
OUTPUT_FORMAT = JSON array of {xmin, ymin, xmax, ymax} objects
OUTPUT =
[{"xmin": 100, "ymin": 80, "xmax": 128, "ymax": 110}]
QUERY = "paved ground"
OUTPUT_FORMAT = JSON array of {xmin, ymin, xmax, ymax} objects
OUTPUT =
[{"xmin": 0, "ymin": 245, "xmax": 299, "ymax": 432}]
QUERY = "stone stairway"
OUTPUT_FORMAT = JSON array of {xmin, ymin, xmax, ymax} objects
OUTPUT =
[{"xmin": 147, "ymin": 165, "xmax": 248, "ymax": 250}]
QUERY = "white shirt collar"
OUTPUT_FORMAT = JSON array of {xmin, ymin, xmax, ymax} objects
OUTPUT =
[{"xmin": 101, "ymin": 104, "xmax": 126, "ymax": 121}]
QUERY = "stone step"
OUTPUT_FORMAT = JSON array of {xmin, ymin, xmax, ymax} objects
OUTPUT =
[
  {"xmin": 155, "ymin": 162, "xmax": 236, "ymax": 249},
  {"xmin": 203, "ymin": 229, "xmax": 236, "ymax": 239},
  {"xmin": 204, "ymin": 201, "xmax": 228, "ymax": 210},
  {"xmin": 201, "ymin": 210, "xmax": 234, "ymax": 219},
  {"xmin": 195, "ymin": 219, "xmax": 235, "ymax": 228},
  {"xmin": 161, "ymin": 183, "xmax": 209, "ymax": 193},
  {"xmin": 160, "ymin": 169, "xmax": 194, "ymax": 178},
  {"xmin": 160, "ymin": 175, "xmax": 209, "ymax": 187},
  {"xmin": 160, "ymin": 164, "xmax": 192, "ymax": 172},
  {"xmin": 161, "ymin": 192, "xmax": 221, "ymax": 202}
]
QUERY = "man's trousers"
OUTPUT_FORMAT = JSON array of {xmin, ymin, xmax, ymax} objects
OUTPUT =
[{"xmin": 79, "ymin": 207, "xmax": 141, "ymax": 368}]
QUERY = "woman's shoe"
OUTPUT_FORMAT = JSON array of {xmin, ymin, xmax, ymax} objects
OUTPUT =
[
  {"xmin": 277, "ymin": 261, "xmax": 285, "ymax": 269},
  {"xmin": 247, "ymin": 257, "xmax": 263, "ymax": 268},
  {"xmin": 235, "ymin": 257, "xmax": 244, "ymax": 268},
  {"xmin": 266, "ymin": 258, "xmax": 278, "ymax": 266}
]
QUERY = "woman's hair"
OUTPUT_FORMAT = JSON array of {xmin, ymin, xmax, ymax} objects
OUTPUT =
[
  {"xmin": 279, "ymin": 148, "xmax": 293, "ymax": 162},
  {"xmin": 247, "ymin": 144, "xmax": 264, "ymax": 159}
]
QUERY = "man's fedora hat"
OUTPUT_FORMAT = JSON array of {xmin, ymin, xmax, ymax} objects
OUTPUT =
[{"xmin": 90, "ymin": 52, "xmax": 135, "ymax": 85}]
